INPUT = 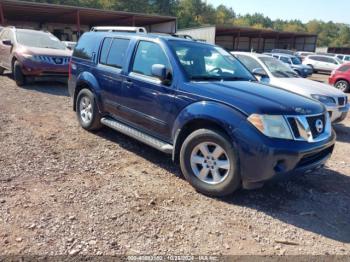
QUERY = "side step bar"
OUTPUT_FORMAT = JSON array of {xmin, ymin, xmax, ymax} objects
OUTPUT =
[{"xmin": 101, "ymin": 117, "xmax": 173, "ymax": 154}]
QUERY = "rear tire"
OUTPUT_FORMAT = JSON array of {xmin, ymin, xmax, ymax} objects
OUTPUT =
[
  {"xmin": 76, "ymin": 89, "xmax": 103, "ymax": 131},
  {"xmin": 307, "ymin": 64, "xmax": 315, "ymax": 73},
  {"xmin": 13, "ymin": 61, "xmax": 26, "ymax": 87},
  {"xmin": 180, "ymin": 128, "xmax": 241, "ymax": 197},
  {"xmin": 0, "ymin": 67, "xmax": 5, "ymax": 75},
  {"xmin": 335, "ymin": 80, "xmax": 350, "ymax": 93}
]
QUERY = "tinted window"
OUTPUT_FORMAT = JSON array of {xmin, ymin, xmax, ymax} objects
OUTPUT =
[
  {"xmin": 106, "ymin": 38, "xmax": 130, "ymax": 68},
  {"xmin": 338, "ymin": 65, "xmax": 350, "ymax": 72},
  {"xmin": 345, "ymin": 56, "xmax": 350, "ymax": 61},
  {"xmin": 236, "ymin": 55, "xmax": 264, "ymax": 72},
  {"xmin": 99, "ymin": 38, "xmax": 112, "ymax": 64},
  {"xmin": 132, "ymin": 41, "xmax": 170, "ymax": 77},
  {"xmin": 73, "ymin": 34, "xmax": 100, "ymax": 61},
  {"xmin": 309, "ymin": 56, "xmax": 320, "ymax": 61},
  {"xmin": 280, "ymin": 57, "xmax": 291, "ymax": 64},
  {"xmin": 337, "ymin": 55, "xmax": 344, "ymax": 60}
]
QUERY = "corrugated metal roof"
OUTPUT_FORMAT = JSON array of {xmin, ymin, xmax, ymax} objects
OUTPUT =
[{"xmin": 0, "ymin": 0, "xmax": 176, "ymax": 26}]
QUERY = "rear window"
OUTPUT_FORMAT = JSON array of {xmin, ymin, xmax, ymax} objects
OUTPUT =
[{"xmin": 73, "ymin": 34, "xmax": 101, "ymax": 61}]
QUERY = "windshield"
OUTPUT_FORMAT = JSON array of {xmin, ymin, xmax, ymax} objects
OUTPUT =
[
  {"xmin": 16, "ymin": 30, "xmax": 66, "ymax": 50},
  {"xmin": 168, "ymin": 40, "xmax": 255, "ymax": 82},
  {"xmin": 291, "ymin": 56, "xmax": 301, "ymax": 65},
  {"xmin": 260, "ymin": 57, "xmax": 299, "ymax": 78}
]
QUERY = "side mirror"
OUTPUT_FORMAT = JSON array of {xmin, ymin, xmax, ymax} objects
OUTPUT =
[
  {"xmin": 151, "ymin": 64, "xmax": 171, "ymax": 84},
  {"xmin": 252, "ymin": 68, "xmax": 268, "ymax": 78},
  {"xmin": 2, "ymin": 39, "xmax": 12, "ymax": 46}
]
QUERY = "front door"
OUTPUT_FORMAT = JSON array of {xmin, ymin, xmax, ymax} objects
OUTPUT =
[{"xmin": 120, "ymin": 40, "xmax": 176, "ymax": 141}]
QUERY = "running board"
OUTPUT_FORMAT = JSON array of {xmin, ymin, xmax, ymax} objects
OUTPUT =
[{"xmin": 101, "ymin": 117, "xmax": 173, "ymax": 154}]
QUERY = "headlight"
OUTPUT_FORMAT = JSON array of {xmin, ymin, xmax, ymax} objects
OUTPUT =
[
  {"xmin": 311, "ymin": 94, "xmax": 336, "ymax": 105},
  {"xmin": 248, "ymin": 114, "xmax": 293, "ymax": 140},
  {"xmin": 22, "ymin": 54, "xmax": 40, "ymax": 62}
]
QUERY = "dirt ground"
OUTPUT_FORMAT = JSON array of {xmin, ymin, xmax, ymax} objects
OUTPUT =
[{"xmin": 0, "ymin": 73, "xmax": 349, "ymax": 256}]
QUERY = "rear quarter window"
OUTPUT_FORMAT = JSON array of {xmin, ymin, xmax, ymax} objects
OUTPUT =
[{"xmin": 73, "ymin": 34, "xmax": 101, "ymax": 61}]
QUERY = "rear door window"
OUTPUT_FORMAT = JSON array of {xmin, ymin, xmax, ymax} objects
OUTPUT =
[
  {"xmin": 105, "ymin": 38, "xmax": 130, "ymax": 69},
  {"xmin": 99, "ymin": 38, "xmax": 112, "ymax": 64}
]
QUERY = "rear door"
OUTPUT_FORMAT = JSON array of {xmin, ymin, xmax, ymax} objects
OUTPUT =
[{"xmin": 95, "ymin": 37, "xmax": 130, "ymax": 116}]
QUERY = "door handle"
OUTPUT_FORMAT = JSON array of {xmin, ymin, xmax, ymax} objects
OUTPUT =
[{"xmin": 123, "ymin": 79, "xmax": 133, "ymax": 88}]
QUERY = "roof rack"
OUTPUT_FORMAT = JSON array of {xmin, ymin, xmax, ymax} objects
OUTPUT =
[
  {"xmin": 171, "ymin": 34, "xmax": 194, "ymax": 40},
  {"xmin": 90, "ymin": 26, "xmax": 147, "ymax": 33}
]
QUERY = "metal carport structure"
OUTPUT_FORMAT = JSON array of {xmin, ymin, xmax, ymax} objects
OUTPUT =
[
  {"xmin": 0, "ymin": 0, "xmax": 177, "ymax": 41},
  {"xmin": 178, "ymin": 25, "xmax": 317, "ymax": 52}
]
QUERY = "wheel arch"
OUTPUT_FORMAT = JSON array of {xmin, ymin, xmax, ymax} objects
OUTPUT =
[
  {"xmin": 73, "ymin": 72, "xmax": 102, "ymax": 112},
  {"xmin": 172, "ymin": 101, "xmax": 245, "ymax": 163}
]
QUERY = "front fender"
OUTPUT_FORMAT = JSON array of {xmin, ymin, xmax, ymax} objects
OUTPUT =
[{"xmin": 172, "ymin": 101, "xmax": 247, "ymax": 140}]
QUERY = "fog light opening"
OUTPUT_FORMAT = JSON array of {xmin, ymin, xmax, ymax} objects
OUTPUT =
[{"xmin": 274, "ymin": 160, "xmax": 287, "ymax": 173}]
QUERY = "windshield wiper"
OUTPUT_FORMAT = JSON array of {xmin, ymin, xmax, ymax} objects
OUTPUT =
[
  {"xmin": 274, "ymin": 70, "xmax": 290, "ymax": 77},
  {"xmin": 190, "ymin": 75, "xmax": 223, "ymax": 81},
  {"xmin": 190, "ymin": 75, "xmax": 251, "ymax": 82}
]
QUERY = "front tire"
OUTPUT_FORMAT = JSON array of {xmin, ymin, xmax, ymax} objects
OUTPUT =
[
  {"xmin": 335, "ymin": 80, "xmax": 349, "ymax": 93},
  {"xmin": 0, "ymin": 67, "xmax": 5, "ymax": 75},
  {"xmin": 180, "ymin": 129, "xmax": 241, "ymax": 197},
  {"xmin": 13, "ymin": 61, "xmax": 26, "ymax": 87},
  {"xmin": 76, "ymin": 89, "xmax": 102, "ymax": 131}
]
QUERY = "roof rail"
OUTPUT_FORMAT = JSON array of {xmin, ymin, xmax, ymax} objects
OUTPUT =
[{"xmin": 90, "ymin": 26, "xmax": 147, "ymax": 33}]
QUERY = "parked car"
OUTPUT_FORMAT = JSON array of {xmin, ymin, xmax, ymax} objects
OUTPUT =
[
  {"xmin": 68, "ymin": 30, "xmax": 335, "ymax": 197},
  {"xmin": 329, "ymin": 62, "xmax": 350, "ymax": 92},
  {"xmin": 233, "ymin": 52, "xmax": 349, "ymax": 123},
  {"xmin": 295, "ymin": 51, "xmax": 314, "ymax": 61},
  {"xmin": 334, "ymin": 54, "xmax": 350, "ymax": 62},
  {"xmin": 303, "ymin": 55, "xmax": 343, "ymax": 74},
  {"xmin": 266, "ymin": 53, "xmax": 313, "ymax": 78},
  {"xmin": 271, "ymin": 49, "xmax": 295, "ymax": 56},
  {"xmin": 0, "ymin": 27, "xmax": 72, "ymax": 86}
]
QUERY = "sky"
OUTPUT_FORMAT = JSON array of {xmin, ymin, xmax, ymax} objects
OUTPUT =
[{"xmin": 207, "ymin": 0, "xmax": 350, "ymax": 24}]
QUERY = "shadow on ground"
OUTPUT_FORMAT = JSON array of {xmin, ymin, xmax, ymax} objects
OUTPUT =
[
  {"xmin": 4, "ymin": 73, "xmax": 69, "ymax": 97},
  {"xmin": 93, "ymin": 125, "xmax": 350, "ymax": 244},
  {"xmin": 333, "ymin": 123, "xmax": 350, "ymax": 143}
]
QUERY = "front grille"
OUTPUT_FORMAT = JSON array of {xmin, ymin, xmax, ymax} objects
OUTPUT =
[
  {"xmin": 287, "ymin": 117, "xmax": 300, "ymax": 138},
  {"xmin": 338, "ymin": 97, "xmax": 346, "ymax": 106},
  {"xmin": 37, "ymin": 56, "xmax": 70, "ymax": 65},
  {"xmin": 296, "ymin": 145, "xmax": 334, "ymax": 168},
  {"xmin": 286, "ymin": 113, "xmax": 330, "ymax": 142},
  {"xmin": 307, "ymin": 114, "xmax": 325, "ymax": 139}
]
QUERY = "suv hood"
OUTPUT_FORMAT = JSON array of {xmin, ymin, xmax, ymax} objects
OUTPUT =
[
  {"xmin": 20, "ymin": 45, "xmax": 72, "ymax": 57},
  {"xmin": 183, "ymin": 81, "xmax": 324, "ymax": 116},
  {"xmin": 270, "ymin": 77, "xmax": 346, "ymax": 98}
]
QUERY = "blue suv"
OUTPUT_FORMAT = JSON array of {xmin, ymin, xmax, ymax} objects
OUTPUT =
[{"xmin": 68, "ymin": 31, "xmax": 335, "ymax": 197}]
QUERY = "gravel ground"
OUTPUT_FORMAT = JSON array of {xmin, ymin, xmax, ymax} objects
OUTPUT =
[{"xmin": 0, "ymin": 73, "xmax": 349, "ymax": 256}]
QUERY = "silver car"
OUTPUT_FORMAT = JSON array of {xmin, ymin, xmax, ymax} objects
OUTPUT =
[{"xmin": 233, "ymin": 52, "xmax": 349, "ymax": 123}]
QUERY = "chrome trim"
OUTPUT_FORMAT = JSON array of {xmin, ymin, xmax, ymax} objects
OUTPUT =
[{"xmin": 284, "ymin": 112, "xmax": 331, "ymax": 143}]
